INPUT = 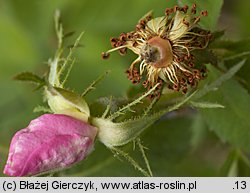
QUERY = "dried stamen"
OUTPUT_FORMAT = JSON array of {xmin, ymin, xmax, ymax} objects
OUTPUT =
[{"xmin": 102, "ymin": 4, "xmax": 211, "ymax": 98}]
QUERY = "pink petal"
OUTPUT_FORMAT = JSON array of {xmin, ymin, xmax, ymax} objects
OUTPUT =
[{"xmin": 3, "ymin": 114, "xmax": 97, "ymax": 176}]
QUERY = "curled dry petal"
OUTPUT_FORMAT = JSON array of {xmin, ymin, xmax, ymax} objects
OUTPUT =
[{"xmin": 3, "ymin": 114, "xmax": 97, "ymax": 176}]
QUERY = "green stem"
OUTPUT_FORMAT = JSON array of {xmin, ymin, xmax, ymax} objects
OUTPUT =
[
  {"xmin": 136, "ymin": 138, "xmax": 153, "ymax": 177},
  {"xmin": 111, "ymin": 147, "xmax": 150, "ymax": 177},
  {"xmin": 109, "ymin": 83, "xmax": 159, "ymax": 120},
  {"xmin": 82, "ymin": 71, "xmax": 110, "ymax": 97}
]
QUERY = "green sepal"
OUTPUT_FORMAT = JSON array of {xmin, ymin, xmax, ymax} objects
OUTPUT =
[
  {"xmin": 13, "ymin": 72, "xmax": 45, "ymax": 86},
  {"xmin": 91, "ymin": 92, "xmax": 195, "ymax": 147},
  {"xmin": 33, "ymin": 105, "xmax": 53, "ymax": 113},
  {"xmin": 46, "ymin": 86, "xmax": 90, "ymax": 122},
  {"xmin": 189, "ymin": 101, "xmax": 224, "ymax": 109}
]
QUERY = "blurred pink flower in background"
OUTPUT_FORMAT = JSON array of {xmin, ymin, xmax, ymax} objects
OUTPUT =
[{"xmin": 3, "ymin": 114, "xmax": 97, "ymax": 176}]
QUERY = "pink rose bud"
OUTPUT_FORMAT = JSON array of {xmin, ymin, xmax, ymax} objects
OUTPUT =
[{"xmin": 3, "ymin": 114, "xmax": 97, "ymax": 176}]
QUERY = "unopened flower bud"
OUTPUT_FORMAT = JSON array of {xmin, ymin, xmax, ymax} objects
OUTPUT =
[{"xmin": 4, "ymin": 114, "xmax": 97, "ymax": 176}]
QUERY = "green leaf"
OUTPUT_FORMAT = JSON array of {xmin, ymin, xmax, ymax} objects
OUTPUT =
[
  {"xmin": 194, "ymin": 59, "xmax": 245, "ymax": 99},
  {"xmin": 13, "ymin": 72, "xmax": 45, "ymax": 85},
  {"xmin": 211, "ymin": 30, "xmax": 225, "ymax": 40},
  {"xmin": 220, "ymin": 150, "xmax": 250, "ymax": 177},
  {"xmin": 190, "ymin": 113, "xmax": 208, "ymax": 148},
  {"xmin": 220, "ymin": 150, "xmax": 238, "ymax": 177},
  {"xmin": 224, "ymin": 52, "xmax": 250, "ymax": 61},
  {"xmin": 212, "ymin": 39, "xmax": 250, "ymax": 91},
  {"xmin": 178, "ymin": 0, "xmax": 224, "ymax": 30},
  {"xmin": 193, "ymin": 49, "xmax": 218, "ymax": 66},
  {"xmin": 237, "ymin": 153, "xmax": 250, "ymax": 177},
  {"xmin": 212, "ymin": 39, "xmax": 250, "ymax": 55},
  {"xmin": 199, "ymin": 64, "xmax": 250, "ymax": 151}
]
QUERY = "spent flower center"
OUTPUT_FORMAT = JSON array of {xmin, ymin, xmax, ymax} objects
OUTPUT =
[
  {"xmin": 141, "ymin": 37, "xmax": 173, "ymax": 69},
  {"xmin": 102, "ymin": 4, "xmax": 212, "ymax": 98}
]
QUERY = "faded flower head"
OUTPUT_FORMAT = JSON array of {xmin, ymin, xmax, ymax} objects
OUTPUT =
[
  {"xmin": 102, "ymin": 4, "xmax": 212, "ymax": 97},
  {"xmin": 4, "ymin": 114, "xmax": 97, "ymax": 176}
]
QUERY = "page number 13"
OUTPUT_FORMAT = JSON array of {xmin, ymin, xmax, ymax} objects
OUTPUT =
[{"xmin": 234, "ymin": 181, "xmax": 247, "ymax": 190}]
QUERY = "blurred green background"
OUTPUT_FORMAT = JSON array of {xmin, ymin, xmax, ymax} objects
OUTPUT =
[{"xmin": 0, "ymin": 0, "xmax": 249, "ymax": 176}]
